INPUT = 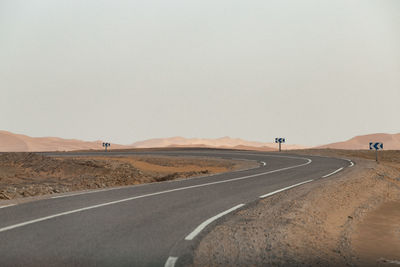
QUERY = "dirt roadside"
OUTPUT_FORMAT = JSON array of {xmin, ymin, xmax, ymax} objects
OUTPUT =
[
  {"xmin": 193, "ymin": 150, "xmax": 400, "ymax": 266},
  {"xmin": 0, "ymin": 153, "xmax": 257, "ymax": 202}
]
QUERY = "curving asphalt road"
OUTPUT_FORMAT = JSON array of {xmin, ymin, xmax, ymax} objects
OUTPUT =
[{"xmin": 0, "ymin": 149, "xmax": 352, "ymax": 266}]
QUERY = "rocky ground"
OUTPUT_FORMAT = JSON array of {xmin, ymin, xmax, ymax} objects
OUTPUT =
[
  {"xmin": 193, "ymin": 150, "xmax": 400, "ymax": 266},
  {"xmin": 0, "ymin": 152, "xmax": 256, "ymax": 200}
]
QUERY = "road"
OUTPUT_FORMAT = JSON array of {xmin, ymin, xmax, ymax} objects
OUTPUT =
[{"xmin": 0, "ymin": 149, "xmax": 351, "ymax": 266}]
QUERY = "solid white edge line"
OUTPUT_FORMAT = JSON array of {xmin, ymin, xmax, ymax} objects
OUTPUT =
[
  {"xmin": 184, "ymin": 204, "xmax": 245, "ymax": 241},
  {"xmin": 0, "ymin": 157, "xmax": 312, "ymax": 233},
  {"xmin": 164, "ymin": 256, "xmax": 178, "ymax": 267},
  {"xmin": 343, "ymin": 158, "xmax": 354, "ymax": 167},
  {"xmin": 0, "ymin": 204, "xmax": 16, "ymax": 209},
  {"xmin": 343, "ymin": 159, "xmax": 354, "ymax": 167},
  {"xmin": 259, "ymin": 179, "xmax": 314, "ymax": 199},
  {"xmin": 49, "ymin": 152, "xmax": 312, "ymax": 200},
  {"xmin": 51, "ymin": 188, "xmax": 112, "ymax": 199},
  {"xmin": 322, "ymin": 167, "xmax": 344, "ymax": 178},
  {"xmin": 50, "ymin": 153, "xmax": 265, "ymax": 199}
]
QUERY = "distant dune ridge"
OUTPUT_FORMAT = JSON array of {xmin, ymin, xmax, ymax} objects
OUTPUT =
[
  {"xmin": 317, "ymin": 133, "xmax": 400, "ymax": 150},
  {"xmin": 1, "ymin": 130, "xmax": 399, "ymax": 152},
  {"xmin": 130, "ymin": 136, "xmax": 306, "ymax": 151},
  {"xmin": 0, "ymin": 131, "xmax": 128, "ymax": 152},
  {"xmin": 0, "ymin": 131, "xmax": 306, "ymax": 152}
]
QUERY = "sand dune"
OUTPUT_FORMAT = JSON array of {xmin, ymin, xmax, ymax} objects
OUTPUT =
[
  {"xmin": 0, "ymin": 132, "xmax": 307, "ymax": 152},
  {"xmin": 0, "ymin": 131, "xmax": 128, "ymax": 152},
  {"xmin": 6, "ymin": 130, "xmax": 398, "ymax": 152},
  {"xmin": 131, "ymin": 136, "xmax": 269, "ymax": 148},
  {"xmin": 317, "ymin": 133, "xmax": 400, "ymax": 150},
  {"xmin": 131, "ymin": 136, "xmax": 306, "ymax": 151}
]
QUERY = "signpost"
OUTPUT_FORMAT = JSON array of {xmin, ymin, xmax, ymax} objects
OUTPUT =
[
  {"xmin": 275, "ymin": 138, "xmax": 285, "ymax": 152},
  {"xmin": 102, "ymin": 142, "xmax": 111, "ymax": 152},
  {"xmin": 369, "ymin": 142, "xmax": 383, "ymax": 162}
]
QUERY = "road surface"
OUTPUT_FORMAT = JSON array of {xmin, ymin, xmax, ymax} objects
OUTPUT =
[{"xmin": 0, "ymin": 149, "xmax": 352, "ymax": 266}]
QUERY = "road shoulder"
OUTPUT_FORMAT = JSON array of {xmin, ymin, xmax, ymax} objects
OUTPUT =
[{"xmin": 192, "ymin": 158, "xmax": 400, "ymax": 266}]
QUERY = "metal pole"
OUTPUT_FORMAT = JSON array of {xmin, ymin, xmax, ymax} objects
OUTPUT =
[
  {"xmin": 279, "ymin": 142, "xmax": 281, "ymax": 152},
  {"xmin": 376, "ymin": 150, "xmax": 378, "ymax": 163}
]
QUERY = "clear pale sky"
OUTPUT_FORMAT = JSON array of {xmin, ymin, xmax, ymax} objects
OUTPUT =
[{"xmin": 1, "ymin": 0, "xmax": 399, "ymax": 146}]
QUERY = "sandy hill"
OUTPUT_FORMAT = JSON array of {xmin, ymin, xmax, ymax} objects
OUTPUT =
[
  {"xmin": 0, "ymin": 131, "xmax": 128, "ymax": 152},
  {"xmin": 131, "ymin": 136, "xmax": 306, "ymax": 151},
  {"xmin": 4, "ymin": 130, "xmax": 398, "ymax": 152},
  {"xmin": 317, "ymin": 133, "xmax": 400, "ymax": 150},
  {"xmin": 0, "ymin": 131, "xmax": 306, "ymax": 152}
]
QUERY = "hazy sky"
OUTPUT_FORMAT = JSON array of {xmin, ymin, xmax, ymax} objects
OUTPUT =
[{"xmin": 1, "ymin": 0, "xmax": 399, "ymax": 146}]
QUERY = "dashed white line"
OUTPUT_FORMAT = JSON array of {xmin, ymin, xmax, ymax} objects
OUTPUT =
[
  {"xmin": 259, "ymin": 179, "xmax": 314, "ymax": 199},
  {"xmin": 184, "ymin": 204, "xmax": 245, "ymax": 241},
  {"xmin": 0, "ymin": 157, "xmax": 312, "ymax": 233},
  {"xmin": 164, "ymin": 256, "xmax": 178, "ymax": 267},
  {"xmin": 322, "ymin": 167, "xmax": 344, "ymax": 178},
  {"xmin": 0, "ymin": 204, "xmax": 16, "ymax": 209}
]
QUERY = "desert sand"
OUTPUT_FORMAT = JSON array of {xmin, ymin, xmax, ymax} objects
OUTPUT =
[
  {"xmin": 0, "ymin": 153, "xmax": 257, "ymax": 200},
  {"xmin": 193, "ymin": 150, "xmax": 400, "ymax": 266},
  {"xmin": 131, "ymin": 136, "xmax": 306, "ymax": 150},
  {"xmin": 0, "ymin": 130, "xmax": 129, "ymax": 152},
  {"xmin": 318, "ymin": 133, "xmax": 400, "ymax": 150},
  {"xmin": 2, "ymin": 130, "xmax": 400, "ymax": 152},
  {"xmin": 0, "ymin": 130, "xmax": 306, "ymax": 152}
]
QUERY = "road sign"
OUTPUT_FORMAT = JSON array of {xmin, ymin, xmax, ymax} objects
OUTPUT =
[
  {"xmin": 275, "ymin": 137, "xmax": 285, "ymax": 152},
  {"xmin": 369, "ymin": 142, "xmax": 383, "ymax": 150},
  {"xmin": 102, "ymin": 142, "xmax": 111, "ymax": 152},
  {"xmin": 369, "ymin": 142, "xmax": 383, "ymax": 162}
]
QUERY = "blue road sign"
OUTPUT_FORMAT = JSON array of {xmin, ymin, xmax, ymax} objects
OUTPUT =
[
  {"xmin": 369, "ymin": 142, "xmax": 383, "ymax": 150},
  {"xmin": 275, "ymin": 138, "xmax": 285, "ymax": 143}
]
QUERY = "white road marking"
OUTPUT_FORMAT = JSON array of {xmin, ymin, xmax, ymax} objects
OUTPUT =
[
  {"xmin": 0, "ymin": 156, "xmax": 312, "ymax": 233},
  {"xmin": 184, "ymin": 204, "xmax": 245, "ymax": 241},
  {"xmin": 322, "ymin": 167, "xmax": 344, "ymax": 178},
  {"xmin": 260, "ymin": 161, "xmax": 266, "ymax": 166},
  {"xmin": 0, "ymin": 204, "xmax": 16, "ymax": 209},
  {"xmin": 50, "ymin": 153, "xmax": 310, "ymax": 199},
  {"xmin": 380, "ymin": 259, "xmax": 400, "ymax": 265},
  {"xmin": 259, "ymin": 179, "xmax": 314, "ymax": 199},
  {"xmin": 51, "ymin": 188, "xmax": 113, "ymax": 199},
  {"xmin": 342, "ymin": 158, "xmax": 354, "ymax": 167},
  {"xmin": 50, "ymin": 154, "xmax": 264, "ymax": 199},
  {"xmin": 164, "ymin": 256, "xmax": 178, "ymax": 267}
]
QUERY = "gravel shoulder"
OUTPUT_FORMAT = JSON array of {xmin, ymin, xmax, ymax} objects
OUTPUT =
[
  {"xmin": 0, "ymin": 152, "xmax": 257, "ymax": 202},
  {"xmin": 193, "ymin": 150, "xmax": 400, "ymax": 266}
]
